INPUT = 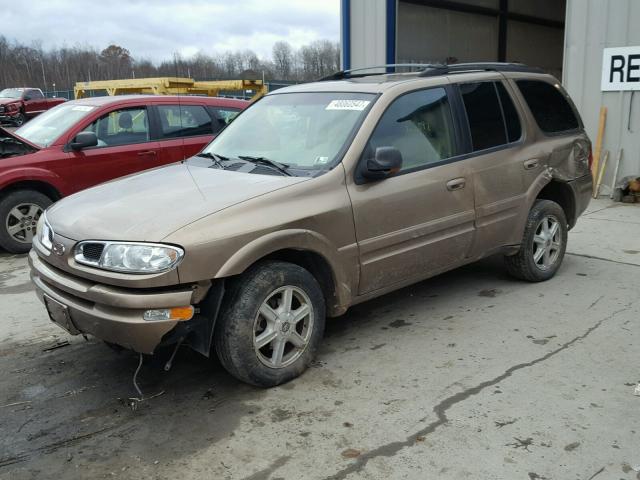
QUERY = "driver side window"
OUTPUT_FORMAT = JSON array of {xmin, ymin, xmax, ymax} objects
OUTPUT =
[
  {"xmin": 366, "ymin": 88, "xmax": 457, "ymax": 173},
  {"xmin": 83, "ymin": 107, "xmax": 150, "ymax": 147}
]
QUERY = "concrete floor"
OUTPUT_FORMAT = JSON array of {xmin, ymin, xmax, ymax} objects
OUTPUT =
[{"xmin": 0, "ymin": 198, "xmax": 638, "ymax": 480}]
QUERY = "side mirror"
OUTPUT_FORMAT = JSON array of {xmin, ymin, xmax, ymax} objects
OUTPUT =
[
  {"xmin": 23, "ymin": 95, "xmax": 31, "ymax": 101},
  {"xmin": 361, "ymin": 146, "xmax": 403, "ymax": 180},
  {"xmin": 70, "ymin": 131, "xmax": 98, "ymax": 151}
]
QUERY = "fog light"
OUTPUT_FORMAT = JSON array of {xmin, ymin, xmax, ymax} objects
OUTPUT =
[{"xmin": 143, "ymin": 306, "xmax": 194, "ymax": 321}]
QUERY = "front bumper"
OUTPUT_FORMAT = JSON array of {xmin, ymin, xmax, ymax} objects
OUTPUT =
[
  {"xmin": 0, "ymin": 109, "xmax": 19, "ymax": 122},
  {"xmin": 29, "ymin": 249, "xmax": 207, "ymax": 354}
]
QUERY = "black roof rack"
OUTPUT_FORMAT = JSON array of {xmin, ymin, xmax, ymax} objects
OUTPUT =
[
  {"xmin": 418, "ymin": 62, "xmax": 545, "ymax": 76},
  {"xmin": 319, "ymin": 62, "xmax": 544, "ymax": 81},
  {"xmin": 319, "ymin": 64, "xmax": 440, "ymax": 81}
]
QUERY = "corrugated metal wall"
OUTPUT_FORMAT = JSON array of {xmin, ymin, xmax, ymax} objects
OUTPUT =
[
  {"xmin": 397, "ymin": 3, "xmax": 499, "ymax": 64},
  {"xmin": 344, "ymin": 0, "xmax": 566, "ymax": 78},
  {"xmin": 396, "ymin": 0, "xmax": 565, "ymax": 78},
  {"xmin": 348, "ymin": 0, "xmax": 388, "ymax": 69},
  {"xmin": 564, "ymin": 0, "xmax": 640, "ymax": 190}
]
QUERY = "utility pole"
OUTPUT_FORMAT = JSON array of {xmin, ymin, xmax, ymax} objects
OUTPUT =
[{"xmin": 40, "ymin": 55, "xmax": 47, "ymax": 93}]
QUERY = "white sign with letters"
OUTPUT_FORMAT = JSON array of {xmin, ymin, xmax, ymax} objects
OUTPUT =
[{"xmin": 601, "ymin": 46, "xmax": 640, "ymax": 91}]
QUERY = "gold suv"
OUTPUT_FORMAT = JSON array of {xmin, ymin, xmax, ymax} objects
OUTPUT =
[{"xmin": 30, "ymin": 63, "xmax": 593, "ymax": 387}]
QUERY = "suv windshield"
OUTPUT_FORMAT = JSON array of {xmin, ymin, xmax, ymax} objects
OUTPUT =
[
  {"xmin": 0, "ymin": 88, "xmax": 23, "ymax": 99},
  {"xmin": 201, "ymin": 92, "xmax": 375, "ymax": 175},
  {"xmin": 14, "ymin": 103, "xmax": 96, "ymax": 147}
]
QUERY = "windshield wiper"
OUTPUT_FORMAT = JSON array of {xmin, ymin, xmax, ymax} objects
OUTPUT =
[
  {"xmin": 196, "ymin": 151, "xmax": 229, "ymax": 169},
  {"xmin": 238, "ymin": 155, "xmax": 292, "ymax": 176}
]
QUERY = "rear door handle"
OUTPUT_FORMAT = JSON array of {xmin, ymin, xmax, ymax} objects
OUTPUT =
[
  {"xmin": 446, "ymin": 178, "xmax": 466, "ymax": 191},
  {"xmin": 524, "ymin": 159, "xmax": 539, "ymax": 170},
  {"xmin": 138, "ymin": 150, "xmax": 157, "ymax": 157}
]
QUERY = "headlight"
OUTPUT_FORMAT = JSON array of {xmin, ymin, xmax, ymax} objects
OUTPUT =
[
  {"xmin": 39, "ymin": 214, "xmax": 53, "ymax": 250},
  {"xmin": 75, "ymin": 241, "xmax": 183, "ymax": 274}
]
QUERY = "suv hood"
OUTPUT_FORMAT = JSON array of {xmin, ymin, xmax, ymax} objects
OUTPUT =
[
  {"xmin": 0, "ymin": 127, "xmax": 39, "ymax": 158},
  {"xmin": 47, "ymin": 163, "xmax": 308, "ymax": 241}
]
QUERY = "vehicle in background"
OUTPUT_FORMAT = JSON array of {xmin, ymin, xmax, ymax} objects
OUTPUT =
[
  {"xmin": 29, "ymin": 63, "xmax": 593, "ymax": 388},
  {"xmin": 0, "ymin": 95, "xmax": 247, "ymax": 253},
  {"xmin": 0, "ymin": 88, "xmax": 66, "ymax": 126}
]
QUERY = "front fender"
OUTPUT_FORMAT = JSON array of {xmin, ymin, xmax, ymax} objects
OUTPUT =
[
  {"xmin": 0, "ymin": 167, "xmax": 66, "ymax": 195},
  {"xmin": 215, "ymin": 229, "xmax": 354, "ymax": 315},
  {"xmin": 5, "ymin": 101, "xmax": 22, "ymax": 112}
]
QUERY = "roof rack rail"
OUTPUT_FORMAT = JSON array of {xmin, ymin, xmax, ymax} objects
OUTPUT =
[
  {"xmin": 418, "ymin": 62, "xmax": 545, "ymax": 76},
  {"xmin": 319, "ymin": 64, "xmax": 441, "ymax": 81},
  {"xmin": 319, "ymin": 62, "xmax": 544, "ymax": 81}
]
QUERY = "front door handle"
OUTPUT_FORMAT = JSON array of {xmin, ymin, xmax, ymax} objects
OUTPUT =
[
  {"xmin": 524, "ymin": 159, "xmax": 539, "ymax": 170},
  {"xmin": 446, "ymin": 178, "xmax": 466, "ymax": 191},
  {"xmin": 138, "ymin": 150, "xmax": 157, "ymax": 157}
]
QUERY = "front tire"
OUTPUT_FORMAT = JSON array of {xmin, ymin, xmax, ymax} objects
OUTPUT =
[
  {"xmin": 504, "ymin": 200, "xmax": 568, "ymax": 282},
  {"xmin": 0, "ymin": 190, "xmax": 52, "ymax": 253},
  {"xmin": 214, "ymin": 261, "xmax": 326, "ymax": 387},
  {"xmin": 13, "ymin": 112, "xmax": 26, "ymax": 127}
]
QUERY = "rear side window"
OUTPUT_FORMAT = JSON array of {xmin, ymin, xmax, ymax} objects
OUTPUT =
[
  {"xmin": 496, "ymin": 83, "xmax": 522, "ymax": 142},
  {"xmin": 366, "ymin": 87, "xmax": 458, "ymax": 172},
  {"xmin": 157, "ymin": 105, "xmax": 213, "ymax": 138},
  {"xmin": 516, "ymin": 80, "xmax": 579, "ymax": 134},
  {"xmin": 460, "ymin": 82, "xmax": 507, "ymax": 151},
  {"xmin": 209, "ymin": 107, "xmax": 241, "ymax": 133},
  {"xmin": 28, "ymin": 89, "xmax": 44, "ymax": 99},
  {"xmin": 215, "ymin": 108, "xmax": 241, "ymax": 126}
]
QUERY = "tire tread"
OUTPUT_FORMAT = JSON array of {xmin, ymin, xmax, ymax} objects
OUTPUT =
[
  {"xmin": 214, "ymin": 260, "xmax": 325, "ymax": 387},
  {"xmin": 0, "ymin": 189, "xmax": 51, "ymax": 253}
]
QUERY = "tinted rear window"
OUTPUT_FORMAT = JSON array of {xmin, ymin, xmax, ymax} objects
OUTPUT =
[
  {"xmin": 158, "ymin": 105, "xmax": 213, "ymax": 138},
  {"xmin": 460, "ymin": 82, "xmax": 506, "ymax": 151},
  {"xmin": 516, "ymin": 80, "xmax": 579, "ymax": 134},
  {"xmin": 496, "ymin": 83, "xmax": 522, "ymax": 142}
]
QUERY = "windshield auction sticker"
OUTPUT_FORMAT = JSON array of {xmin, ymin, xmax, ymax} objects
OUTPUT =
[{"xmin": 326, "ymin": 100, "xmax": 371, "ymax": 111}]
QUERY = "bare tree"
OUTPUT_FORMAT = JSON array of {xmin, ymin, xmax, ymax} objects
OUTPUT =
[
  {"xmin": 272, "ymin": 41, "xmax": 293, "ymax": 80},
  {"xmin": 0, "ymin": 36, "xmax": 342, "ymax": 95},
  {"xmin": 99, "ymin": 44, "xmax": 132, "ymax": 79}
]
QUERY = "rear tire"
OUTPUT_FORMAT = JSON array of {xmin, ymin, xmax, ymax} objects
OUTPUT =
[
  {"xmin": 214, "ymin": 261, "xmax": 325, "ymax": 387},
  {"xmin": 504, "ymin": 200, "xmax": 567, "ymax": 282},
  {"xmin": 0, "ymin": 190, "xmax": 52, "ymax": 254}
]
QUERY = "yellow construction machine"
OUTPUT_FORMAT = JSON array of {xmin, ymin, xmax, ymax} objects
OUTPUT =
[{"xmin": 74, "ymin": 77, "xmax": 267, "ymax": 101}]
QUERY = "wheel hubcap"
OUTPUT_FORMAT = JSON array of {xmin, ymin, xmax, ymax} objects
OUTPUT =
[
  {"xmin": 532, "ymin": 215, "xmax": 561, "ymax": 271},
  {"xmin": 6, "ymin": 203, "xmax": 42, "ymax": 244},
  {"xmin": 253, "ymin": 285, "xmax": 314, "ymax": 369}
]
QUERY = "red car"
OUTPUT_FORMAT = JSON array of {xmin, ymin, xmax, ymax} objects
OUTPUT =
[
  {"xmin": 0, "ymin": 95, "xmax": 248, "ymax": 253},
  {"xmin": 0, "ymin": 88, "xmax": 67, "ymax": 126}
]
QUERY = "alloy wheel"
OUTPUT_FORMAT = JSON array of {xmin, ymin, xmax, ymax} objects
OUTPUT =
[
  {"xmin": 253, "ymin": 285, "xmax": 314, "ymax": 368},
  {"xmin": 532, "ymin": 215, "xmax": 561, "ymax": 270},
  {"xmin": 5, "ymin": 203, "xmax": 42, "ymax": 244}
]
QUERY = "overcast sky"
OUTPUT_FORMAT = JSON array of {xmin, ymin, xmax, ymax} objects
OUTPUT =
[{"xmin": 0, "ymin": 0, "xmax": 340, "ymax": 61}]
